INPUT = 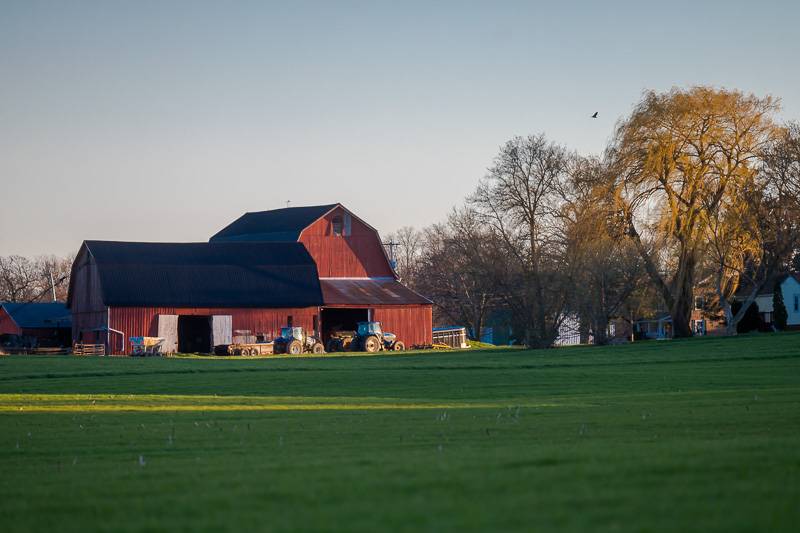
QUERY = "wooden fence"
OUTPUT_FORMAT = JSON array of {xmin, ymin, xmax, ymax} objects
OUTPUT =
[{"xmin": 72, "ymin": 343, "xmax": 106, "ymax": 356}]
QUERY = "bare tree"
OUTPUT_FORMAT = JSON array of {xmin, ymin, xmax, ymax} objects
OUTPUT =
[
  {"xmin": 385, "ymin": 226, "xmax": 423, "ymax": 285},
  {"xmin": 415, "ymin": 209, "xmax": 497, "ymax": 340},
  {"xmin": 0, "ymin": 254, "xmax": 74, "ymax": 302},
  {"xmin": 0, "ymin": 256, "xmax": 40, "ymax": 301},
  {"xmin": 469, "ymin": 134, "xmax": 575, "ymax": 348}
]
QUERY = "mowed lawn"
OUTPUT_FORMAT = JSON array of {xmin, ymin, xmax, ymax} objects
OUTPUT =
[{"xmin": 1, "ymin": 335, "xmax": 799, "ymax": 533}]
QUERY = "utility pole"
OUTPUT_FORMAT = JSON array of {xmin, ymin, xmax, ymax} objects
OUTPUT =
[
  {"xmin": 49, "ymin": 270, "xmax": 57, "ymax": 302},
  {"xmin": 383, "ymin": 241, "xmax": 399, "ymax": 271}
]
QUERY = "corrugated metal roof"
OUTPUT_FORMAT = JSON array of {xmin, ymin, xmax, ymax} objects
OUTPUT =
[
  {"xmin": 320, "ymin": 278, "xmax": 432, "ymax": 306},
  {"xmin": 84, "ymin": 241, "xmax": 323, "ymax": 308},
  {"xmin": 210, "ymin": 204, "xmax": 338, "ymax": 242},
  {"xmin": 0, "ymin": 302, "xmax": 71, "ymax": 328}
]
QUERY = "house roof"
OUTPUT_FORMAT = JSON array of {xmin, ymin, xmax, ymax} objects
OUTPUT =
[
  {"xmin": 320, "ymin": 278, "xmax": 432, "ymax": 306},
  {"xmin": 209, "ymin": 204, "xmax": 339, "ymax": 242},
  {"xmin": 0, "ymin": 302, "xmax": 71, "ymax": 329},
  {"xmin": 741, "ymin": 272, "xmax": 800, "ymax": 297},
  {"xmin": 80, "ymin": 240, "xmax": 323, "ymax": 308}
]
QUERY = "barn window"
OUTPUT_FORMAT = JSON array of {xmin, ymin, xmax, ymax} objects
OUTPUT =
[
  {"xmin": 313, "ymin": 315, "xmax": 319, "ymax": 335},
  {"xmin": 794, "ymin": 294, "xmax": 799, "ymax": 312},
  {"xmin": 343, "ymin": 213, "xmax": 351, "ymax": 236},
  {"xmin": 287, "ymin": 315, "xmax": 293, "ymax": 327},
  {"xmin": 694, "ymin": 296, "xmax": 704, "ymax": 310},
  {"xmin": 332, "ymin": 216, "xmax": 343, "ymax": 236}
]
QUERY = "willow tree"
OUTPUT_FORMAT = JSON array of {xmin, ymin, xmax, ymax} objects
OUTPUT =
[
  {"xmin": 608, "ymin": 87, "xmax": 779, "ymax": 337},
  {"xmin": 702, "ymin": 121, "xmax": 800, "ymax": 335},
  {"xmin": 564, "ymin": 158, "xmax": 644, "ymax": 344}
]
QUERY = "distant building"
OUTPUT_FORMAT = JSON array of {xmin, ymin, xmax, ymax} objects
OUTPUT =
[
  {"xmin": 753, "ymin": 273, "xmax": 800, "ymax": 328},
  {"xmin": 0, "ymin": 302, "xmax": 72, "ymax": 348}
]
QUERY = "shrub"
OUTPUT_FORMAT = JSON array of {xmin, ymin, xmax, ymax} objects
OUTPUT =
[
  {"xmin": 731, "ymin": 300, "xmax": 762, "ymax": 333},
  {"xmin": 773, "ymin": 280, "xmax": 788, "ymax": 330}
]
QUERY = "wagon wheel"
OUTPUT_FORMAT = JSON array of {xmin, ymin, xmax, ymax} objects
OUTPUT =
[
  {"xmin": 325, "ymin": 339, "xmax": 338, "ymax": 353},
  {"xmin": 312, "ymin": 342, "xmax": 325, "ymax": 355},
  {"xmin": 233, "ymin": 348, "xmax": 243, "ymax": 356},
  {"xmin": 392, "ymin": 341, "xmax": 405, "ymax": 351},
  {"xmin": 287, "ymin": 339, "xmax": 303, "ymax": 355},
  {"xmin": 363, "ymin": 335, "xmax": 380, "ymax": 353}
]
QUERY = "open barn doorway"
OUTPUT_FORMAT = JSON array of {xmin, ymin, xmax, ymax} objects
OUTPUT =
[
  {"xmin": 321, "ymin": 308, "xmax": 368, "ymax": 343},
  {"xmin": 178, "ymin": 315, "xmax": 211, "ymax": 353}
]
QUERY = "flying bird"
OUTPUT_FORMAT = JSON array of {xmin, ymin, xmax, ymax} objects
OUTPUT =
[{"xmin": 591, "ymin": 112, "xmax": 598, "ymax": 118}]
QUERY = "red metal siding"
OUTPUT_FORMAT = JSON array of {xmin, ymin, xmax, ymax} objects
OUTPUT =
[
  {"xmin": 372, "ymin": 305, "xmax": 433, "ymax": 347},
  {"xmin": 300, "ymin": 206, "xmax": 395, "ymax": 278},
  {"xmin": 109, "ymin": 306, "xmax": 319, "ymax": 354},
  {"xmin": 0, "ymin": 307, "xmax": 22, "ymax": 335},
  {"xmin": 325, "ymin": 304, "xmax": 432, "ymax": 347},
  {"xmin": 68, "ymin": 246, "xmax": 108, "ymax": 343}
]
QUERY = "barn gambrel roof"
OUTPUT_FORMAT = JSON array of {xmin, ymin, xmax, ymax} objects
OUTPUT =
[
  {"xmin": 73, "ymin": 241, "xmax": 324, "ymax": 308},
  {"xmin": 210, "ymin": 204, "xmax": 339, "ymax": 242}
]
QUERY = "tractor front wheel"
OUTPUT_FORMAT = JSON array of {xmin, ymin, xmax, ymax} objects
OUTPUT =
[
  {"xmin": 287, "ymin": 340, "xmax": 303, "ymax": 355},
  {"xmin": 312, "ymin": 343, "xmax": 325, "ymax": 354},
  {"xmin": 363, "ymin": 335, "xmax": 381, "ymax": 353},
  {"xmin": 392, "ymin": 341, "xmax": 405, "ymax": 351}
]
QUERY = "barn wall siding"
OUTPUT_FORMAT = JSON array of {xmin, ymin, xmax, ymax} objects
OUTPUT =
[
  {"xmin": 0, "ymin": 308, "xmax": 22, "ymax": 335},
  {"xmin": 300, "ymin": 207, "xmax": 395, "ymax": 278},
  {"xmin": 69, "ymin": 247, "xmax": 109, "ymax": 343},
  {"xmin": 370, "ymin": 305, "xmax": 433, "ymax": 347},
  {"xmin": 109, "ymin": 306, "xmax": 319, "ymax": 354}
]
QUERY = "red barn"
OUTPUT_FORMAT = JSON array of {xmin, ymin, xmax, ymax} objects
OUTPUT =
[{"xmin": 68, "ymin": 204, "xmax": 432, "ymax": 354}]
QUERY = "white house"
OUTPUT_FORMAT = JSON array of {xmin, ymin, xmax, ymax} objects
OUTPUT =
[{"xmin": 753, "ymin": 273, "xmax": 800, "ymax": 328}]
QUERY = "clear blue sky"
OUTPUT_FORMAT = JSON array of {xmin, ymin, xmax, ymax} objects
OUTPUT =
[{"xmin": 2, "ymin": 0, "xmax": 798, "ymax": 256}]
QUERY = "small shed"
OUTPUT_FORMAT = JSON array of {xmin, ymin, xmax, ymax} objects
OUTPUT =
[
  {"xmin": 432, "ymin": 326, "xmax": 469, "ymax": 348},
  {"xmin": 0, "ymin": 302, "xmax": 72, "ymax": 349}
]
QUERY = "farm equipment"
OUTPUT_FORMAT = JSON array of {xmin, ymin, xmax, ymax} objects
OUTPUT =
[
  {"xmin": 226, "ymin": 342, "xmax": 273, "ymax": 356},
  {"xmin": 129, "ymin": 337, "xmax": 165, "ymax": 356},
  {"xmin": 325, "ymin": 330, "xmax": 356, "ymax": 353},
  {"xmin": 273, "ymin": 326, "xmax": 324, "ymax": 355},
  {"xmin": 352, "ymin": 321, "xmax": 405, "ymax": 353},
  {"xmin": 224, "ymin": 330, "xmax": 274, "ymax": 356}
]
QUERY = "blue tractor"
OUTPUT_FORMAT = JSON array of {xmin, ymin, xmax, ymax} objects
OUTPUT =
[{"xmin": 354, "ymin": 321, "xmax": 405, "ymax": 353}]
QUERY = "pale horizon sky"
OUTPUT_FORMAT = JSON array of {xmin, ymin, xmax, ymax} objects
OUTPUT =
[{"xmin": 2, "ymin": 0, "xmax": 799, "ymax": 256}]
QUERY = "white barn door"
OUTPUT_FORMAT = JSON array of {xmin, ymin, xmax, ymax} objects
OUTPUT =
[
  {"xmin": 157, "ymin": 315, "xmax": 178, "ymax": 354},
  {"xmin": 211, "ymin": 315, "xmax": 233, "ymax": 352}
]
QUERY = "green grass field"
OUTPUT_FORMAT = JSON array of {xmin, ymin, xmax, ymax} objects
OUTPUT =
[{"xmin": 1, "ymin": 334, "xmax": 799, "ymax": 532}]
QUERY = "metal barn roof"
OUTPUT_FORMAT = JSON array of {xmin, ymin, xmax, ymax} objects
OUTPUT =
[
  {"xmin": 0, "ymin": 302, "xmax": 71, "ymax": 328},
  {"xmin": 210, "ymin": 204, "xmax": 339, "ymax": 242},
  {"xmin": 320, "ymin": 278, "xmax": 432, "ymax": 306},
  {"xmin": 84, "ymin": 241, "xmax": 323, "ymax": 308}
]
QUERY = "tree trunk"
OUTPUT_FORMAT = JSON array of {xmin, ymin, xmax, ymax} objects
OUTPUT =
[
  {"xmin": 670, "ymin": 248, "xmax": 696, "ymax": 338},
  {"xmin": 593, "ymin": 317, "xmax": 610, "ymax": 345}
]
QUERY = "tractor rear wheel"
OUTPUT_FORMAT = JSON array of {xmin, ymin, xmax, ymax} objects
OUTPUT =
[
  {"xmin": 326, "ymin": 339, "xmax": 338, "ymax": 353},
  {"xmin": 312, "ymin": 342, "xmax": 325, "ymax": 354},
  {"xmin": 287, "ymin": 339, "xmax": 303, "ymax": 355},
  {"xmin": 363, "ymin": 335, "xmax": 380, "ymax": 353},
  {"xmin": 392, "ymin": 341, "xmax": 405, "ymax": 351}
]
